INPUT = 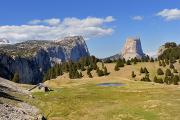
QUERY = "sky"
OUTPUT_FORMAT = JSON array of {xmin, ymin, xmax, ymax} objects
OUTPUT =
[{"xmin": 0, "ymin": 0, "xmax": 180, "ymax": 58}]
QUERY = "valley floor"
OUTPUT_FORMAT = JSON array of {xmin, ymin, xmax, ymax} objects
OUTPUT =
[
  {"xmin": 24, "ymin": 77, "xmax": 180, "ymax": 120},
  {"xmin": 24, "ymin": 62, "xmax": 180, "ymax": 120}
]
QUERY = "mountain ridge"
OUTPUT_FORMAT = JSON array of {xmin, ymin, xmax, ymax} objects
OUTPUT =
[{"xmin": 0, "ymin": 36, "xmax": 90, "ymax": 84}]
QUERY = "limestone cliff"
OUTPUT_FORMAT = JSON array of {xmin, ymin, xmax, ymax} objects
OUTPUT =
[
  {"xmin": 121, "ymin": 37, "xmax": 145, "ymax": 60},
  {"xmin": 0, "ymin": 36, "xmax": 90, "ymax": 84}
]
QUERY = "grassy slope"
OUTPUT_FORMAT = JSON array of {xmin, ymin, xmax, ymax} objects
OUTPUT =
[{"xmin": 25, "ymin": 62, "xmax": 180, "ymax": 120}]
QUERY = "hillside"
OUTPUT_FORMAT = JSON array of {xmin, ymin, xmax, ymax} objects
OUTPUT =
[
  {"xmin": 25, "ymin": 61, "xmax": 180, "ymax": 120},
  {"xmin": 0, "ymin": 77, "xmax": 45, "ymax": 120},
  {"xmin": 45, "ymin": 61, "xmax": 180, "ymax": 83}
]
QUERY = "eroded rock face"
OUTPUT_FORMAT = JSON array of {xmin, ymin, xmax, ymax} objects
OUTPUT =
[
  {"xmin": 0, "ymin": 77, "xmax": 46, "ymax": 120},
  {"xmin": 0, "ymin": 36, "xmax": 90, "ymax": 84},
  {"xmin": 121, "ymin": 38, "xmax": 145, "ymax": 60}
]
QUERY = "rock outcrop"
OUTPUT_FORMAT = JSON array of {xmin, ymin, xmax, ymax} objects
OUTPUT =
[
  {"xmin": 0, "ymin": 77, "xmax": 46, "ymax": 120},
  {"xmin": 121, "ymin": 37, "xmax": 145, "ymax": 60},
  {"xmin": 0, "ymin": 36, "xmax": 90, "ymax": 84}
]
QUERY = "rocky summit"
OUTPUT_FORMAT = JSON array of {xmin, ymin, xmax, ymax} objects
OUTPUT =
[
  {"xmin": 0, "ymin": 36, "xmax": 90, "ymax": 84},
  {"xmin": 121, "ymin": 37, "xmax": 145, "ymax": 60}
]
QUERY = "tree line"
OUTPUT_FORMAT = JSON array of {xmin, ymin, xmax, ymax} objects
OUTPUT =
[{"xmin": 43, "ymin": 56, "xmax": 109, "ymax": 82}]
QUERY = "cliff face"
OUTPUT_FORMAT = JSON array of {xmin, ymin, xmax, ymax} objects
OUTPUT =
[
  {"xmin": 121, "ymin": 38, "xmax": 145, "ymax": 60},
  {"xmin": 0, "ymin": 36, "xmax": 90, "ymax": 84}
]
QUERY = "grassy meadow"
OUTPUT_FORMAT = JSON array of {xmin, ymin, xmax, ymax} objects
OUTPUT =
[{"xmin": 24, "ymin": 62, "xmax": 180, "ymax": 120}]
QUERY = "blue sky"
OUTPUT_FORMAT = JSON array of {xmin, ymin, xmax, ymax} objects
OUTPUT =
[{"xmin": 0, "ymin": 0, "xmax": 180, "ymax": 58}]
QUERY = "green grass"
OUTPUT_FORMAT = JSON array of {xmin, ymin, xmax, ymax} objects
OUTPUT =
[
  {"xmin": 23, "ymin": 62, "xmax": 180, "ymax": 120},
  {"xmin": 25, "ymin": 78, "xmax": 180, "ymax": 120}
]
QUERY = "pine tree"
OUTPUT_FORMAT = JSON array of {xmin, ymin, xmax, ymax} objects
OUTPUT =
[
  {"xmin": 12, "ymin": 72, "xmax": 20, "ymax": 83},
  {"xmin": 144, "ymin": 67, "xmax": 149, "ymax": 74},
  {"xmin": 97, "ymin": 69, "xmax": 104, "ymax": 77},
  {"xmin": 165, "ymin": 69, "xmax": 171, "ymax": 76},
  {"xmin": 140, "ymin": 67, "xmax": 144, "ymax": 73},
  {"xmin": 87, "ymin": 68, "xmax": 93, "ymax": 78},
  {"xmin": 114, "ymin": 64, "xmax": 119, "ymax": 71},
  {"xmin": 80, "ymin": 64, "xmax": 86, "ymax": 71},
  {"xmin": 131, "ymin": 71, "xmax": 136, "ymax": 78},
  {"xmin": 102, "ymin": 62, "xmax": 105, "ymax": 69},
  {"xmin": 162, "ymin": 60, "xmax": 166, "ymax": 67},
  {"xmin": 51, "ymin": 67, "xmax": 56, "ymax": 79},
  {"xmin": 93, "ymin": 63, "xmax": 98, "ymax": 70},
  {"xmin": 173, "ymin": 68, "xmax": 178, "ymax": 73},
  {"xmin": 134, "ymin": 57, "xmax": 138, "ymax": 64},
  {"xmin": 79, "ymin": 72, "xmax": 83, "ymax": 78},
  {"xmin": 169, "ymin": 63, "xmax": 174, "ymax": 69},
  {"xmin": 150, "ymin": 58, "xmax": 154, "ymax": 62},
  {"xmin": 154, "ymin": 76, "xmax": 158, "ymax": 83},
  {"xmin": 164, "ymin": 76, "xmax": 170, "ymax": 84},
  {"xmin": 173, "ymin": 75, "xmax": 179, "ymax": 85},
  {"xmin": 141, "ymin": 74, "xmax": 151, "ymax": 82},
  {"xmin": 165, "ymin": 59, "xmax": 169, "ymax": 65},
  {"xmin": 157, "ymin": 68, "xmax": 164, "ymax": 75},
  {"xmin": 103, "ymin": 66, "xmax": 109, "ymax": 75},
  {"xmin": 126, "ymin": 60, "xmax": 131, "ymax": 65},
  {"xmin": 159, "ymin": 60, "xmax": 162, "ymax": 66},
  {"xmin": 154, "ymin": 76, "xmax": 163, "ymax": 84}
]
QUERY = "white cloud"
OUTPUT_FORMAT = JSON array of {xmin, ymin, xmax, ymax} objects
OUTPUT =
[
  {"xmin": 156, "ymin": 8, "xmax": 180, "ymax": 21},
  {"xmin": 132, "ymin": 16, "xmax": 143, "ymax": 21},
  {"xmin": 29, "ymin": 18, "xmax": 61, "ymax": 26},
  {"xmin": 0, "ymin": 16, "xmax": 115, "ymax": 43},
  {"xmin": 28, "ymin": 19, "xmax": 41, "ymax": 25}
]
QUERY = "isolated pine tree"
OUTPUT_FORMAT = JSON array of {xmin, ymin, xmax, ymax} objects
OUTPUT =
[
  {"xmin": 140, "ymin": 67, "xmax": 144, "ymax": 73},
  {"xmin": 157, "ymin": 68, "xmax": 164, "ymax": 75},
  {"xmin": 114, "ymin": 64, "xmax": 119, "ymax": 71},
  {"xmin": 131, "ymin": 71, "xmax": 136, "ymax": 78}
]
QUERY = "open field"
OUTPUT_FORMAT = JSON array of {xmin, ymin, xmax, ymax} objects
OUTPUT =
[{"xmin": 24, "ymin": 62, "xmax": 180, "ymax": 120}]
